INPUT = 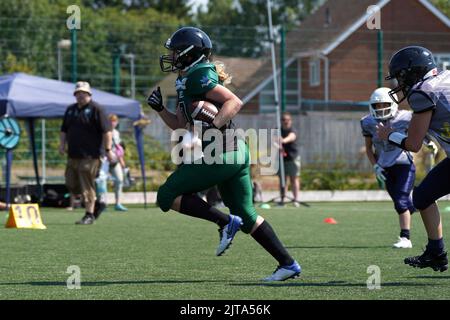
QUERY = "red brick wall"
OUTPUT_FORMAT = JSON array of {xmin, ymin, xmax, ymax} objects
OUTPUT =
[
  {"xmin": 327, "ymin": 29, "xmax": 379, "ymax": 101},
  {"xmin": 240, "ymin": 95, "xmax": 260, "ymax": 114}
]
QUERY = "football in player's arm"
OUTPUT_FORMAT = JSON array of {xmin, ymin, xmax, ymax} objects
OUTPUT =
[{"xmin": 376, "ymin": 46, "xmax": 449, "ymax": 272}]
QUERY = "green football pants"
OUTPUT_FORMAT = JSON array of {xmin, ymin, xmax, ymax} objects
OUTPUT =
[{"xmin": 157, "ymin": 139, "xmax": 258, "ymax": 233}]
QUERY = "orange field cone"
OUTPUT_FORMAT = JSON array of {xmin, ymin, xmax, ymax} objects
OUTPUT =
[{"xmin": 324, "ymin": 217, "xmax": 338, "ymax": 224}]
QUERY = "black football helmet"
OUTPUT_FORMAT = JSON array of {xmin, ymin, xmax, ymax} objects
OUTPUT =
[
  {"xmin": 160, "ymin": 27, "xmax": 212, "ymax": 73},
  {"xmin": 385, "ymin": 46, "xmax": 437, "ymax": 104}
]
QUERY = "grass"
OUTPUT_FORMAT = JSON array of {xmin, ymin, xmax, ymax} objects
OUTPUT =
[{"xmin": 0, "ymin": 201, "xmax": 449, "ymax": 300}]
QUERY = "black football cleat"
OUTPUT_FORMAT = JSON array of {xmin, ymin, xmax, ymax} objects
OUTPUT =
[
  {"xmin": 75, "ymin": 214, "xmax": 95, "ymax": 225},
  {"xmin": 404, "ymin": 250, "xmax": 448, "ymax": 272},
  {"xmin": 93, "ymin": 201, "xmax": 107, "ymax": 220}
]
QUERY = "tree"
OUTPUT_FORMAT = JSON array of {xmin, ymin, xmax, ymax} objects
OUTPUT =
[
  {"xmin": 1, "ymin": 53, "xmax": 34, "ymax": 74},
  {"xmin": 0, "ymin": 0, "xmax": 186, "ymax": 100},
  {"xmin": 432, "ymin": 0, "xmax": 449, "ymax": 17},
  {"xmin": 194, "ymin": 0, "xmax": 324, "ymax": 57},
  {"xmin": 0, "ymin": 0, "xmax": 65, "ymax": 77},
  {"xmin": 82, "ymin": 0, "xmax": 192, "ymax": 19},
  {"xmin": 89, "ymin": 6, "xmax": 185, "ymax": 97}
]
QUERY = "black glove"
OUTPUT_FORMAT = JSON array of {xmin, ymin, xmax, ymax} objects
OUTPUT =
[{"xmin": 147, "ymin": 86, "xmax": 164, "ymax": 112}]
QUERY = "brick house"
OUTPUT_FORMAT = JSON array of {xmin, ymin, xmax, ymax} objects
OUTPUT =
[
  {"xmin": 148, "ymin": 0, "xmax": 449, "ymax": 168},
  {"xmin": 241, "ymin": 0, "xmax": 450, "ymax": 114}
]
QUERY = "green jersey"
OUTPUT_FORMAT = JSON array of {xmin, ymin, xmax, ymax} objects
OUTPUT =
[
  {"xmin": 175, "ymin": 62, "xmax": 239, "ymax": 152},
  {"xmin": 176, "ymin": 62, "xmax": 219, "ymax": 124}
]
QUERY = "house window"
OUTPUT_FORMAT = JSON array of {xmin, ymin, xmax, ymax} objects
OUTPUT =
[
  {"xmin": 259, "ymin": 90, "xmax": 276, "ymax": 113},
  {"xmin": 309, "ymin": 59, "xmax": 320, "ymax": 87},
  {"xmin": 435, "ymin": 54, "xmax": 450, "ymax": 71}
]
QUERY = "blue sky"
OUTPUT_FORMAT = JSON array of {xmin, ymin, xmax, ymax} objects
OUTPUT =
[{"xmin": 189, "ymin": 0, "xmax": 208, "ymax": 13}]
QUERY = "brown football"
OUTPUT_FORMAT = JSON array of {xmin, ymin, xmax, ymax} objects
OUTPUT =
[{"xmin": 189, "ymin": 100, "xmax": 219, "ymax": 123}]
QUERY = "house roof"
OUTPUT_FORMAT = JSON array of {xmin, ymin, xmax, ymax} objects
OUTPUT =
[
  {"xmin": 285, "ymin": 0, "xmax": 386, "ymax": 58},
  {"xmin": 288, "ymin": 0, "xmax": 450, "ymax": 57},
  {"xmin": 241, "ymin": 0, "xmax": 382, "ymax": 104},
  {"xmin": 241, "ymin": 0, "xmax": 450, "ymax": 104},
  {"xmin": 212, "ymin": 56, "xmax": 265, "ymax": 97}
]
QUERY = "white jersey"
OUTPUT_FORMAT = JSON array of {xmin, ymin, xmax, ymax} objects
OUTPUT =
[
  {"xmin": 361, "ymin": 110, "xmax": 413, "ymax": 168},
  {"xmin": 408, "ymin": 70, "xmax": 450, "ymax": 157}
]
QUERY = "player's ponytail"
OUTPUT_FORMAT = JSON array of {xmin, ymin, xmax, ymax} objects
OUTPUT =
[{"xmin": 213, "ymin": 61, "xmax": 232, "ymax": 86}]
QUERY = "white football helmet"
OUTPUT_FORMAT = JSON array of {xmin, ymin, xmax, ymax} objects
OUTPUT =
[{"xmin": 369, "ymin": 87, "xmax": 398, "ymax": 120}]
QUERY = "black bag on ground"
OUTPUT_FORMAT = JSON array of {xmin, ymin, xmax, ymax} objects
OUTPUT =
[{"xmin": 41, "ymin": 184, "xmax": 71, "ymax": 207}]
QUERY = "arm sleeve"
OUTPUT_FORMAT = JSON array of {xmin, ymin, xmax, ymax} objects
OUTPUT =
[
  {"xmin": 186, "ymin": 67, "xmax": 219, "ymax": 96},
  {"xmin": 408, "ymin": 91, "xmax": 436, "ymax": 114},
  {"xmin": 97, "ymin": 107, "xmax": 112, "ymax": 134},
  {"xmin": 360, "ymin": 119, "xmax": 372, "ymax": 137},
  {"xmin": 60, "ymin": 108, "xmax": 69, "ymax": 133}
]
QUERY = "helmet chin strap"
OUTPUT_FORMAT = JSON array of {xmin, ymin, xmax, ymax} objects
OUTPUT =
[{"xmin": 182, "ymin": 54, "xmax": 206, "ymax": 72}]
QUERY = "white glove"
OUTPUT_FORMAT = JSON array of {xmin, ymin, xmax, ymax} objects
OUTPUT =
[
  {"xmin": 373, "ymin": 164, "xmax": 386, "ymax": 181},
  {"xmin": 181, "ymin": 130, "xmax": 203, "ymax": 163},
  {"xmin": 181, "ymin": 130, "xmax": 201, "ymax": 149},
  {"xmin": 426, "ymin": 140, "xmax": 438, "ymax": 156}
]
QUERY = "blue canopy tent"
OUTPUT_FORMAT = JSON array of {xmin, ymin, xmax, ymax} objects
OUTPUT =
[{"xmin": 0, "ymin": 72, "xmax": 148, "ymax": 207}]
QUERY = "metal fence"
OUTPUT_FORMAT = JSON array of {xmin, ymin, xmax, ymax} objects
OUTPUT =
[{"xmin": 1, "ymin": 10, "xmax": 449, "ymax": 183}]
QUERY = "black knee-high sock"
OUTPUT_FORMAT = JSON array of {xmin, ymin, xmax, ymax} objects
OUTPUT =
[
  {"xmin": 251, "ymin": 220, "xmax": 294, "ymax": 266},
  {"xmin": 179, "ymin": 194, "xmax": 230, "ymax": 228}
]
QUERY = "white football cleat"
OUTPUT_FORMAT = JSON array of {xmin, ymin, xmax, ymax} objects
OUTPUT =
[
  {"xmin": 393, "ymin": 237, "xmax": 412, "ymax": 249},
  {"xmin": 263, "ymin": 261, "xmax": 302, "ymax": 281}
]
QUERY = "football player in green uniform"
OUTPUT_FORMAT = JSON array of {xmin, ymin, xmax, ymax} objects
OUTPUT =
[{"xmin": 147, "ymin": 27, "xmax": 301, "ymax": 281}]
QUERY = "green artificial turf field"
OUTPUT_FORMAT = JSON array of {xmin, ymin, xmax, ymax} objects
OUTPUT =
[{"xmin": 1, "ymin": 201, "xmax": 449, "ymax": 300}]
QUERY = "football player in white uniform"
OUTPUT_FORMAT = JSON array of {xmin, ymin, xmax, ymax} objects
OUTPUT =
[{"xmin": 361, "ymin": 87, "xmax": 415, "ymax": 248}]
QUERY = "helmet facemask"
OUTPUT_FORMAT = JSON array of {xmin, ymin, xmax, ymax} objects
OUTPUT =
[
  {"xmin": 159, "ymin": 51, "xmax": 178, "ymax": 73},
  {"xmin": 370, "ymin": 102, "xmax": 398, "ymax": 120},
  {"xmin": 386, "ymin": 70, "xmax": 415, "ymax": 104},
  {"xmin": 160, "ymin": 44, "xmax": 193, "ymax": 72}
]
